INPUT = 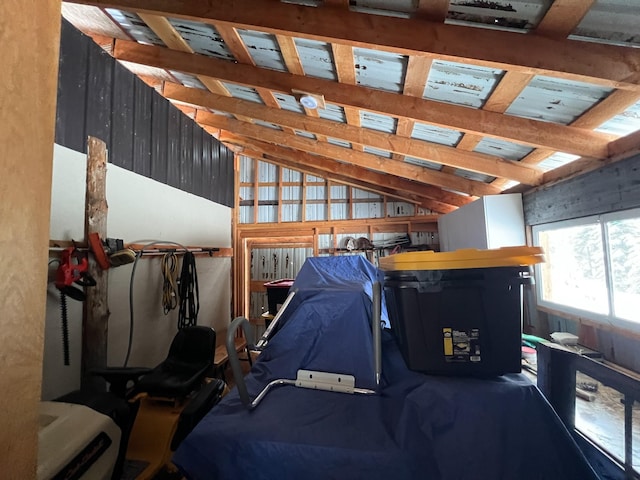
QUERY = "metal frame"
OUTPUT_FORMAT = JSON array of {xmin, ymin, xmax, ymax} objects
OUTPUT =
[
  {"xmin": 537, "ymin": 342, "xmax": 640, "ymax": 479},
  {"xmin": 225, "ymin": 281, "xmax": 383, "ymax": 409}
]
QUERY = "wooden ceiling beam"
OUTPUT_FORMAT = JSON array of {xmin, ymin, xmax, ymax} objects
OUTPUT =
[
  {"xmin": 165, "ymin": 83, "xmax": 543, "ymax": 184},
  {"xmin": 331, "ymin": 43, "xmax": 363, "ymax": 150},
  {"xmin": 535, "ymin": 0, "xmax": 596, "ymax": 38},
  {"xmin": 226, "ymin": 137, "xmax": 463, "ymax": 212},
  {"xmin": 71, "ymin": 0, "xmax": 640, "ymax": 89},
  {"xmin": 113, "ymin": 40, "xmax": 612, "ymax": 157},
  {"xmin": 136, "ymin": 13, "xmax": 231, "ymax": 98},
  {"xmin": 483, "ymin": 71, "xmax": 533, "ymax": 113},
  {"xmin": 455, "ymin": 71, "xmax": 533, "ymax": 179},
  {"xmin": 211, "ymin": 22, "xmax": 297, "ymax": 133},
  {"xmin": 491, "ymin": 87, "xmax": 640, "ymax": 189},
  {"xmin": 572, "ymin": 89, "xmax": 640, "ymax": 130},
  {"xmin": 201, "ymin": 113, "xmax": 501, "ymax": 196},
  {"xmin": 276, "ymin": 35, "xmax": 305, "ymax": 76},
  {"xmin": 323, "ymin": 0, "xmax": 350, "ymax": 7},
  {"xmin": 415, "ymin": 0, "xmax": 450, "ymax": 22}
]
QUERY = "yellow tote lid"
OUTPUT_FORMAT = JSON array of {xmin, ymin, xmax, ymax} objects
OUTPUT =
[{"xmin": 379, "ymin": 246, "xmax": 545, "ymax": 271}]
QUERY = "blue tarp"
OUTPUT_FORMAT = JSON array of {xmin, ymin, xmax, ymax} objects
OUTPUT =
[
  {"xmin": 173, "ymin": 257, "xmax": 598, "ymax": 480},
  {"xmin": 287, "ymin": 255, "xmax": 389, "ymax": 327},
  {"xmin": 259, "ymin": 256, "xmax": 386, "ymax": 391}
]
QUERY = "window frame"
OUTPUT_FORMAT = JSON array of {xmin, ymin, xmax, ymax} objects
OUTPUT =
[{"xmin": 532, "ymin": 207, "xmax": 640, "ymax": 334}]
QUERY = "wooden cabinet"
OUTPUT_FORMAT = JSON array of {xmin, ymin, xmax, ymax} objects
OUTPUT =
[{"xmin": 438, "ymin": 194, "xmax": 525, "ymax": 251}]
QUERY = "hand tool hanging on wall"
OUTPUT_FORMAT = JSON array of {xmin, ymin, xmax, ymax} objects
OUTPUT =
[
  {"xmin": 88, "ymin": 232, "xmax": 135, "ymax": 269},
  {"xmin": 177, "ymin": 252, "xmax": 199, "ymax": 329},
  {"xmin": 273, "ymin": 253, "xmax": 278, "ymax": 280},
  {"xmin": 54, "ymin": 247, "xmax": 96, "ymax": 365}
]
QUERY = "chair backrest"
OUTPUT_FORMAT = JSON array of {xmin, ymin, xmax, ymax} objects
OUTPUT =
[
  {"xmin": 167, "ymin": 326, "xmax": 216, "ymax": 368},
  {"xmin": 137, "ymin": 326, "xmax": 216, "ymax": 398}
]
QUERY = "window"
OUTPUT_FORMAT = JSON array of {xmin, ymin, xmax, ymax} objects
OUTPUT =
[{"xmin": 533, "ymin": 208, "xmax": 640, "ymax": 332}]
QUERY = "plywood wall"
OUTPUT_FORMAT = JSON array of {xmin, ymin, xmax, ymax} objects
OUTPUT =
[{"xmin": 0, "ymin": 0, "xmax": 61, "ymax": 475}]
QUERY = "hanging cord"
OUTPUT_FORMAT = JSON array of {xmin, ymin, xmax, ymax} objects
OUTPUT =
[
  {"xmin": 124, "ymin": 240, "xmax": 188, "ymax": 367},
  {"xmin": 177, "ymin": 251, "xmax": 199, "ymax": 330},
  {"xmin": 161, "ymin": 252, "xmax": 179, "ymax": 314}
]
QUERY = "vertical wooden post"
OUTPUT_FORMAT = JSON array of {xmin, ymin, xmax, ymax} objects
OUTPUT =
[
  {"xmin": 253, "ymin": 157, "xmax": 259, "ymax": 224},
  {"xmin": 83, "ymin": 137, "xmax": 109, "ymax": 391},
  {"xmin": 277, "ymin": 164, "xmax": 283, "ymax": 224},
  {"xmin": 327, "ymin": 179, "xmax": 332, "ymax": 222},
  {"xmin": 302, "ymin": 173, "xmax": 307, "ymax": 222}
]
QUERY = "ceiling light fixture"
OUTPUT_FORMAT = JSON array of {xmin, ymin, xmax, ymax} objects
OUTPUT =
[
  {"xmin": 292, "ymin": 89, "xmax": 326, "ymax": 110},
  {"xmin": 299, "ymin": 94, "xmax": 319, "ymax": 110}
]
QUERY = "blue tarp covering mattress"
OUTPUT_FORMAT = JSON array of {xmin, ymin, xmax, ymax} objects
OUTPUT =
[{"xmin": 173, "ymin": 256, "xmax": 597, "ymax": 479}]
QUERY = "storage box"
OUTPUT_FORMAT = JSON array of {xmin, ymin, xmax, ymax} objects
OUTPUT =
[
  {"xmin": 264, "ymin": 279, "xmax": 294, "ymax": 314},
  {"xmin": 381, "ymin": 247, "xmax": 544, "ymax": 376}
]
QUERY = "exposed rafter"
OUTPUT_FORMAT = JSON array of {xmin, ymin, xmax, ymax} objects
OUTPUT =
[
  {"xmin": 535, "ymin": 0, "xmax": 596, "ymax": 38},
  {"xmin": 415, "ymin": 0, "xmax": 450, "ymax": 22},
  {"xmin": 113, "ymin": 40, "xmax": 613, "ymax": 158},
  {"xmin": 165, "ymin": 83, "xmax": 543, "ymax": 185},
  {"xmin": 69, "ymin": 0, "xmax": 640, "ymax": 89},
  {"xmin": 200, "ymin": 113, "xmax": 501, "ymax": 196}
]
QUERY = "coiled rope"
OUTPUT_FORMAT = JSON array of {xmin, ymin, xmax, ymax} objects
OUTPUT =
[{"xmin": 161, "ymin": 252, "xmax": 179, "ymax": 314}]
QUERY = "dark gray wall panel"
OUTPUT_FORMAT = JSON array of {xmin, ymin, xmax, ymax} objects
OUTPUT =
[
  {"xmin": 201, "ymin": 137, "xmax": 213, "ymax": 201},
  {"xmin": 150, "ymin": 93, "xmax": 168, "ymax": 183},
  {"xmin": 85, "ymin": 46, "xmax": 112, "ymax": 148},
  {"xmin": 55, "ymin": 19, "xmax": 235, "ymax": 207},
  {"xmin": 133, "ymin": 79, "xmax": 152, "ymax": 178},
  {"xmin": 166, "ymin": 108, "xmax": 181, "ymax": 189},
  {"xmin": 192, "ymin": 128, "xmax": 203, "ymax": 197},
  {"xmin": 211, "ymin": 141, "xmax": 222, "ymax": 204},
  {"xmin": 179, "ymin": 118, "xmax": 193, "ymax": 191},
  {"xmin": 110, "ymin": 63, "xmax": 135, "ymax": 171},
  {"xmin": 524, "ymin": 153, "xmax": 640, "ymax": 226},
  {"xmin": 220, "ymin": 147, "xmax": 234, "ymax": 206},
  {"xmin": 55, "ymin": 25, "xmax": 89, "ymax": 152}
]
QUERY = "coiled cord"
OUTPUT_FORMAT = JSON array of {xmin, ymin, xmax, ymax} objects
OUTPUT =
[
  {"xmin": 161, "ymin": 252, "xmax": 179, "ymax": 314},
  {"xmin": 178, "ymin": 251, "xmax": 199, "ymax": 330}
]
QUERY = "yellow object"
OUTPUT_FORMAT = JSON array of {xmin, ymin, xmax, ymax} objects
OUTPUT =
[
  {"xmin": 379, "ymin": 246, "xmax": 544, "ymax": 271},
  {"xmin": 443, "ymin": 328, "xmax": 453, "ymax": 357},
  {"xmin": 126, "ymin": 396, "xmax": 183, "ymax": 480}
]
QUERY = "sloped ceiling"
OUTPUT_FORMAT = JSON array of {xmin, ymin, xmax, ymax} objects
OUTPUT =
[{"xmin": 61, "ymin": 0, "xmax": 640, "ymax": 213}]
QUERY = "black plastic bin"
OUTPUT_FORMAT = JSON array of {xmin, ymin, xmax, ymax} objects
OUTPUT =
[{"xmin": 384, "ymin": 266, "xmax": 533, "ymax": 376}]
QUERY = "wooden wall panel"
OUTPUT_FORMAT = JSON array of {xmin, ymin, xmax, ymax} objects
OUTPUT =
[
  {"xmin": 524, "ymin": 153, "xmax": 640, "ymax": 226},
  {"xmin": 56, "ymin": 19, "xmax": 234, "ymax": 206},
  {"xmin": 0, "ymin": 0, "xmax": 61, "ymax": 476}
]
